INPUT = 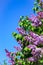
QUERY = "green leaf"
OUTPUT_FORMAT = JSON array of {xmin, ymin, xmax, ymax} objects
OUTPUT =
[
  {"xmin": 32, "ymin": 8, "xmax": 36, "ymax": 13},
  {"xmin": 20, "ymin": 16, "xmax": 24, "ymax": 21},
  {"xmin": 22, "ymin": 61, "xmax": 25, "ymax": 65},
  {"xmin": 19, "ymin": 22, "xmax": 23, "ymax": 27},
  {"xmin": 16, "ymin": 34, "xmax": 19, "ymax": 39},
  {"xmin": 24, "ymin": 47, "xmax": 31, "ymax": 52},
  {"xmin": 41, "ymin": 19, "xmax": 43, "ymax": 23},
  {"xmin": 41, "ymin": 32, "xmax": 43, "ymax": 35},
  {"xmin": 12, "ymin": 32, "xmax": 17, "ymax": 37},
  {"xmin": 36, "ymin": 7, "xmax": 39, "ymax": 11},
  {"xmin": 36, "ymin": 0, "xmax": 40, "ymax": 3},
  {"xmin": 39, "ymin": 60, "xmax": 43, "ymax": 63}
]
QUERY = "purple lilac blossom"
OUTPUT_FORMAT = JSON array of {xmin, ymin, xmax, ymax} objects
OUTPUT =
[
  {"xmin": 5, "ymin": 49, "xmax": 11, "ymax": 58},
  {"xmin": 27, "ymin": 44, "xmax": 36, "ymax": 50},
  {"xmin": 29, "ymin": 15, "xmax": 42, "ymax": 26},
  {"xmin": 39, "ymin": 35, "xmax": 43, "ymax": 43},
  {"xmin": 33, "ymin": 35, "xmax": 43, "ymax": 45},
  {"xmin": 24, "ymin": 36, "xmax": 32, "ymax": 42},
  {"xmin": 30, "ymin": 32, "xmax": 43, "ymax": 45},
  {"xmin": 17, "ymin": 40, "xmax": 23, "ymax": 47},
  {"xmin": 16, "ymin": 28, "xmax": 26, "ymax": 35},
  {"xmin": 25, "ymin": 31, "xmax": 43, "ymax": 45},
  {"xmin": 27, "ymin": 45, "xmax": 41, "ymax": 62},
  {"xmin": 32, "ymin": 48, "xmax": 41, "ymax": 61},
  {"xmin": 5, "ymin": 49, "xmax": 16, "ymax": 65},
  {"xmin": 28, "ymin": 57, "xmax": 35, "ymax": 62},
  {"xmin": 30, "ymin": 31, "xmax": 39, "ymax": 39},
  {"xmin": 31, "ymin": 48, "xmax": 41, "ymax": 57},
  {"xmin": 33, "ymin": 36, "xmax": 40, "ymax": 45},
  {"xmin": 18, "ymin": 40, "xmax": 22, "ymax": 44},
  {"xmin": 14, "ymin": 46, "xmax": 22, "ymax": 51},
  {"xmin": 37, "ymin": 11, "xmax": 43, "ymax": 19}
]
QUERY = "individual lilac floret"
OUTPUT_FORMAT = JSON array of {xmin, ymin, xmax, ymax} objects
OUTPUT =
[{"xmin": 16, "ymin": 28, "xmax": 26, "ymax": 35}]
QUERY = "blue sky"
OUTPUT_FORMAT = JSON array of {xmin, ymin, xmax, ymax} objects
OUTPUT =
[{"xmin": 0, "ymin": 0, "xmax": 34, "ymax": 63}]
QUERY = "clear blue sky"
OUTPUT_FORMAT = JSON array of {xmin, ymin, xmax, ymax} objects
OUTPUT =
[{"xmin": 0, "ymin": 0, "xmax": 34, "ymax": 63}]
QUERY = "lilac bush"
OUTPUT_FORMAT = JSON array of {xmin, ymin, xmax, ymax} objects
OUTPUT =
[{"xmin": 5, "ymin": 0, "xmax": 43, "ymax": 65}]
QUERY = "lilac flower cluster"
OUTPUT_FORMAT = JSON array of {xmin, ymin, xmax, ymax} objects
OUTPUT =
[
  {"xmin": 30, "ymin": 15, "xmax": 42, "ymax": 27},
  {"xmin": 16, "ymin": 27, "xmax": 26, "ymax": 35},
  {"xmin": 5, "ymin": 49, "xmax": 16, "ymax": 65},
  {"xmin": 37, "ymin": 11, "xmax": 43, "ymax": 19},
  {"xmin": 24, "ymin": 31, "xmax": 43, "ymax": 46},
  {"xmin": 27, "ymin": 44, "xmax": 41, "ymax": 62},
  {"xmin": 14, "ymin": 46, "xmax": 22, "ymax": 51}
]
